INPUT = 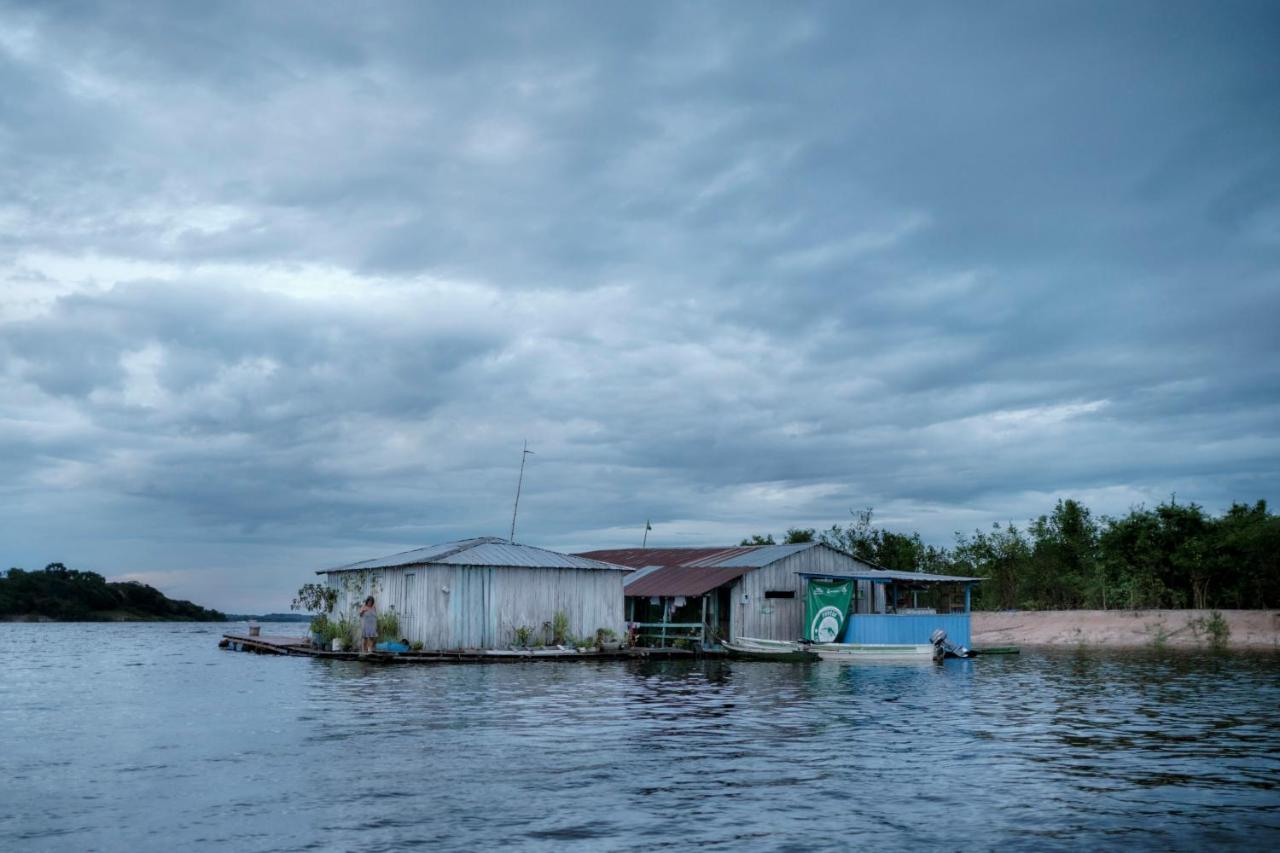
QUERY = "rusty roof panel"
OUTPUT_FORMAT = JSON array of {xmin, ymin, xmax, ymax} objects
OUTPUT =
[
  {"xmin": 686, "ymin": 542, "xmax": 819, "ymax": 567},
  {"xmin": 622, "ymin": 564, "xmax": 753, "ymax": 597},
  {"xmin": 577, "ymin": 547, "xmax": 743, "ymax": 569},
  {"xmin": 798, "ymin": 569, "xmax": 982, "ymax": 583}
]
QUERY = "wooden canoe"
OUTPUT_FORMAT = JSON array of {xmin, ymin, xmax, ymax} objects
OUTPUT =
[
  {"xmin": 810, "ymin": 642, "xmax": 940, "ymax": 662},
  {"xmin": 723, "ymin": 638, "xmax": 819, "ymax": 662}
]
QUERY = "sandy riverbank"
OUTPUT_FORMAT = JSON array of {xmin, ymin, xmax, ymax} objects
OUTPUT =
[{"xmin": 972, "ymin": 609, "xmax": 1280, "ymax": 650}]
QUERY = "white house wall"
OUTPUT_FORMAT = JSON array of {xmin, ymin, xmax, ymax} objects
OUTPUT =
[{"xmin": 325, "ymin": 565, "xmax": 624, "ymax": 650}]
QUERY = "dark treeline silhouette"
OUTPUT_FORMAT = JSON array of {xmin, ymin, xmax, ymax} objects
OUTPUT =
[
  {"xmin": 0, "ymin": 563, "xmax": 225, "ymax": 621},
  {"xmin": 744, "ymin": 498, "xmax": 1280, "ymax": 610}
]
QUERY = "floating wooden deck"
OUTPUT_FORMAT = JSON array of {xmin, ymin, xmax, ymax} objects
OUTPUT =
[{"xmin": 219, "ymin": 633, "xmax": 708, "ymax": 663}]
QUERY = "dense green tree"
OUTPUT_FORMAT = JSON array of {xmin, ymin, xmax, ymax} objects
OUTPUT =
[
  {"xmin": 739, "ymin": 528, "xmax": 815, "ymax": 546},
  {"xmin": 761, "ymin": 497, "xmax": 1278, "ymax": 610},
  {"xmin": 820, "ymin": 509, "xmax": 950, "ymax": 574},
  {"xmin": 952, "ymin": 522, "xmax": 1034, "ymax": 610},
  {"xmin": 1098, "ymin": 499, "xmax": 1220, "ymax": 608},
  {"xmin": 0, "ymin": 563, "xmax": 225, "ymax": 621},
  {"xmin": 1028, "ymin": 499, "xmax": 1101, "ymax": 609},
  {"xmin": 1214, "ymin": 501, "xmax": 1280, "ymax": 607}
]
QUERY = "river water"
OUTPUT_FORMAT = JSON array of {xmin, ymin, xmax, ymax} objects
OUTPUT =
[{"xmin": 1, "ymin": 623, "xmax": 1277, "ymax": 851}]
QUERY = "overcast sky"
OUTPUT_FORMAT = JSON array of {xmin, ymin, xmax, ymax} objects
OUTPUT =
[{"xmin": 2, "ymin": 1, "xmax": 1277, "ymax": 611}]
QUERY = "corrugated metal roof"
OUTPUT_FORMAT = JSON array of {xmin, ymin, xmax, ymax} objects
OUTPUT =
[
  {"xmin": 798, "ymin": 569, "xmax": 982, "ymax": 583},
  {"xmin": 576, "ymin": 547, "xmax": 746, "ymax": 569},
  {"xmin": 579, "ymin": 542, "xmax": 978, "ymax": 586},
  {"xmin": 579, "ymin": 543, "xmax": 825, "ymax": 596},
  {"xmin": 690, "ymin": 542, "xmax": 820, "ymax": 567},
  {"xmin": 322, "ymin": 537, "xmax": 626, "ymax": 574},
  {"xmin": 622, "ymin": 564, "xmax": 755, "ymax": 597},
  {"xmin": 578, "ymin": 542, "xmax": 821, "ymax": 569},
  {"xmin": 434, "ymin": 541, "xmax": 625, "ymax": 569},
  {"xmin": 622, "ymin": 565, "xmax": 664, "ymax": 585}
]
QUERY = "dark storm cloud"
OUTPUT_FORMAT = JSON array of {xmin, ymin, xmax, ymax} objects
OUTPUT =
[{"xmin": 1, "ymin": 0, "xmax": 1277, "ymax": 609}]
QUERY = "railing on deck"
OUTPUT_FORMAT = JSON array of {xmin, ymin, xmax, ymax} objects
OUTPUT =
[{"xmin": 629, "ymin": 622, "xmax": 705, "ymax": 648}]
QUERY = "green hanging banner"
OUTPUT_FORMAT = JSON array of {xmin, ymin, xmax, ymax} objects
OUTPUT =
[{"xmin": 805, "ymin": 579, "xmax": 853, "ymax": 643}]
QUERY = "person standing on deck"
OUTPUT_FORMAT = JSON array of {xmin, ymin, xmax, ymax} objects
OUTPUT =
[{"xmin": 359, "ymin": 596, "xmax": 377, "ymax": 654}]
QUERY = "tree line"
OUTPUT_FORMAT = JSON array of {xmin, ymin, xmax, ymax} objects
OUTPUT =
[
  {"xmin": 742, "ymin": 498, "xmax": 1279, "ymax": 610},
  {"xmin": 0, "ymin": 563, "xmax": 226, "ymax": 621}
]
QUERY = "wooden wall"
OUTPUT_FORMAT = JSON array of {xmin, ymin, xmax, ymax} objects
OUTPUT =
[
  {"xmin": 325, "ymin": 565, "xmax": 624, "ymax": 650},
  {"xmin": 728, "ymin": 545, "xmax": 882, "ymax": 641}
]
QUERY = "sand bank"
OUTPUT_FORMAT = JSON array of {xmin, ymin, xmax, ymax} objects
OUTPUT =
[{"xmin": 972, "ymin": 609, "xmax": 1280, "ymax": 650}]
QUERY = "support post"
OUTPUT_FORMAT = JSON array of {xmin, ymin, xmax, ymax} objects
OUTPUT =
[
  {"xmin": 964, "ymin": 584, "xmax": 971, "ymax": 613},
  {"xmin": 700, "ymin": 595, "xmax": 708, "ymax": 648}
]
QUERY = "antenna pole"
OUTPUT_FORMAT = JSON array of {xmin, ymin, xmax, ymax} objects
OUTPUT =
[{"xmin": 509, "ymin": 440, "xmax": 534, "ymax": 543}]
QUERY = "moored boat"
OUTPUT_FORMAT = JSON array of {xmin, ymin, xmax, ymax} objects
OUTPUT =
[
  {"xmin": 728, "ymin": 635, "xmax": 959, "ymax": 663},
  {"xmin": 724, "ymin": 637, "xmax": 819, "ymax": 661},
  {"xmin": 810, "ymin": 642, "xmax": 940, "ymax": 662}
]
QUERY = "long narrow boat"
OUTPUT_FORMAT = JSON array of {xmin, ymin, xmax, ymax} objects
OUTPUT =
[
  {"xmin": 731, "ymin": 636, "xmax": 945, "ymax": 663},
  {"xmin": 810, "ymin": 642, "xmax": 939, "ymax": 662},
  {"xmin": 724, "ymin": 638, "xmax": 819, "ymax": 662}
]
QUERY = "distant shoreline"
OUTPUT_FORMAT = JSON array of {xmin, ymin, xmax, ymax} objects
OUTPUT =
[
  {"xmin": 1, "ymin": 612, "xmax": 227, "ymax": 623},
  {"xmin": 223, "ymin": 613, "xmax": 311, "ymax": 623},
  {"xmin": 1, "ymin": 566, "xmax": 226, "ymax": 622},
  {"xmin": 973, "ymin": 609, "xmax": 1280, "ymax": 650}
]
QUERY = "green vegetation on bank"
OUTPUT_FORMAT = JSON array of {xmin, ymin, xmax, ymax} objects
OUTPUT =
[
  {"xmin": 0, "ymin": 563, "xmax": 226, "ymax": 621},
  {"xmin": 745, "ymin": 498, "xmax": 1280, "ymax": 611}
]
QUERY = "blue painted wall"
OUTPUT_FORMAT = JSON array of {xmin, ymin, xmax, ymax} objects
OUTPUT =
[{"xmin": 841, "ymin": 613, "xmax": 971, "ymax": 646}]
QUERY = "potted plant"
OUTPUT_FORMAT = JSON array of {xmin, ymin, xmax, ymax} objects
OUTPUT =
[
  {"xmin": 292, "ymin": 582, "xmax": 338, "ymax": 649},
  {"xmin": 595, "ymin": 627, "xmax": 620, "ymax": 651},
  {"xmin": 551, "ymin": 611, "xmax": 570, "ymax": 646},
  {"xmin": 308, "ymin": 613, "xmax": 330, "ymax": 649},
  {"xmin": 333, "ymin": 616, "xmax": 355, "ymax": 651}
]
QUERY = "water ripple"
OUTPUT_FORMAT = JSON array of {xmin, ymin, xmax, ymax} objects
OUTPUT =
[{"xmin": 1, "ymin": 624, "xmax": 1278, "ymax": 851}]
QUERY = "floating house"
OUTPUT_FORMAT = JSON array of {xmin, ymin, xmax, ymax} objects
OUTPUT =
[
  {"xmin": 319, "ymin": 537, "xmax": 627, "ymax": 651},
  {"xmin": 576, "ymin": 542, "xmax": 979, "ymax": 647}
]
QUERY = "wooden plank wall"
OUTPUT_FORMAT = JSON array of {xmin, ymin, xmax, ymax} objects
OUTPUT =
[
  {"xmin": 326, "ymin": 566, "xmax": 624, "ymax": 650},
  {"xmin": 730, "ymin": 545, "xmax": 881, "ymax": 641}
]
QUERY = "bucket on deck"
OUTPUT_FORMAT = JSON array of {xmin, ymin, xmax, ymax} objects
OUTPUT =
[
  {"xmin": 331, "ymin": 638, "xmax": 343, "ymax": 652},
  {"xmin": 248, "ymin": 623, "xmax": 260, "ymax": 637}
]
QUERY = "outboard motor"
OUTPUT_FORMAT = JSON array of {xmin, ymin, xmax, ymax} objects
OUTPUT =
[
  {"xmin": 930, "ymin": 627, "xmax": 973, "ymax": 660},
  {"xmin": 930, "ymin": 628, "xmax": 948, "ymax": 662}
]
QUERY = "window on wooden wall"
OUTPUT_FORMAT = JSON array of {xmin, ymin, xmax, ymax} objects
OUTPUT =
[{"xmin": 764, "ymin": 590, "xmax": 795, "ymax": 599}]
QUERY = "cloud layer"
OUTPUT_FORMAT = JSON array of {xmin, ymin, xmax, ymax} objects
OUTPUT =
[{"xmin": 2, "ymin": 1, "xmax": 1278, "ymax": 609}]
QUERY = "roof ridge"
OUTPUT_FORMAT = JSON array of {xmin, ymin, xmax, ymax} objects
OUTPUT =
[
  {"xmin": 699, "ymin": 540, "xmax": 819, "ymax": 564},
  {"xmin": 319, "ymin": 536, "xmax": 628, "ymax": 574},
  {"xmin": 325, "ymin": 537, "xmax": 492, "ymax": 572},
  {"xmin": 584, "ymin": 542, "xmax": 821, "ymax": 552},
  {"xmin": 506, "ymin": 539, "xmax": 622, "ymax": 570},
  {"xmin": 427, "ymin": 539, "xmax": 493, "ymax": 563}
]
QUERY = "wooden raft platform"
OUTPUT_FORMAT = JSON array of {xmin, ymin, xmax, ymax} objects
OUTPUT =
[{"xmin": 219, "ymin": 633, "xmax": 707, "ymax": 663}]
